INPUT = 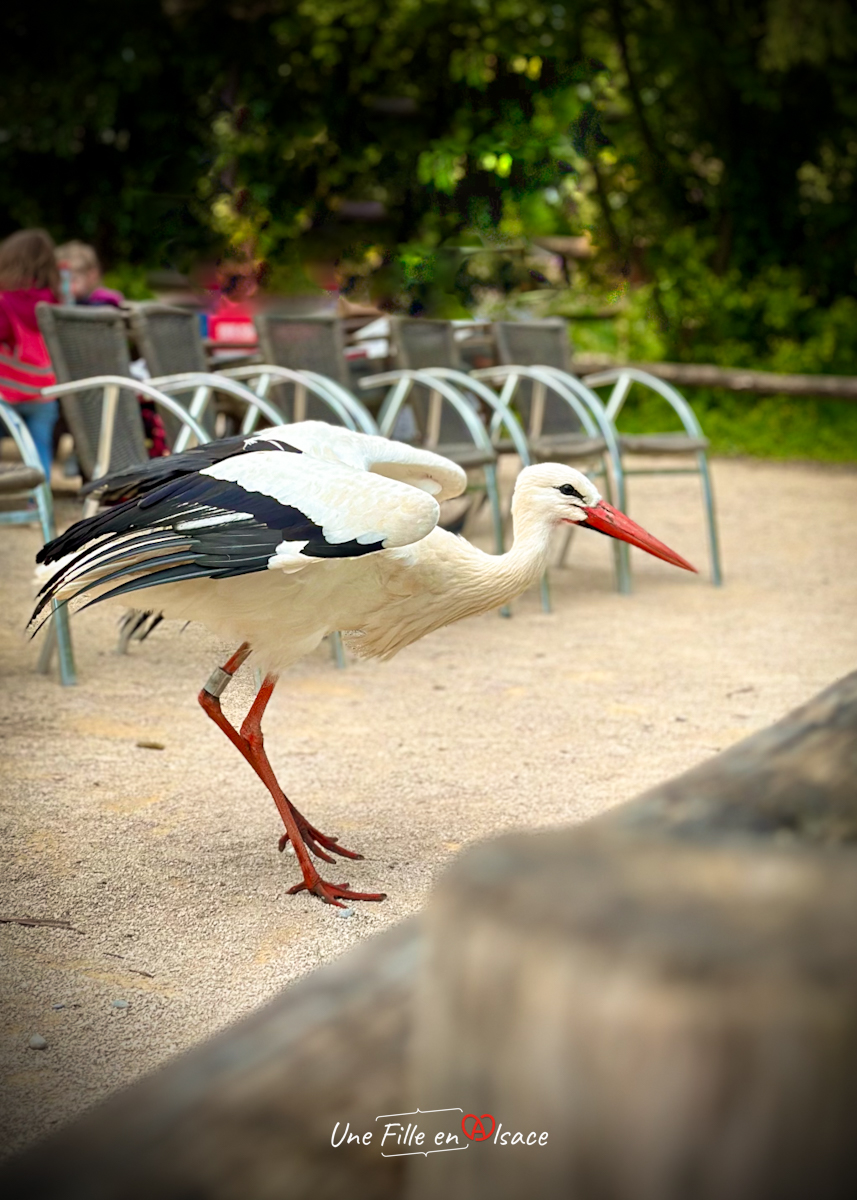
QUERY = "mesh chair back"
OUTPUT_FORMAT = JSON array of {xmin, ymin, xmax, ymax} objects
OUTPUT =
[
  {"xmin": 391, "ymin": 318, "xmax": 462, "ymax": 370},
  {"xmin": 36, "ymin": 304, "xmax": 147, "ymax": 478},
  {"xmin": 388, "ymin": 318, "xmax": 478, "ymax": 449},
  {"xmin": 493, "ymin": 319, "xmax": 581, "ymax": 439},
  {"xmin": 129, "ymin": 304, "xmax": 208, "ymax": 376},
  {"xmin": 256, "ymin": 313, "xmax": 350, "ymax": 382},
  {"xmin": 255, "ymin": 313, "xmax": 354, "ymax": 415},
  {"xmin": 494, "ymin": 318, "xmax": 573, "ymax": 372},
  {"xmin": 128, "ymin": 304, "xmax": 215, "ymax": 440}
]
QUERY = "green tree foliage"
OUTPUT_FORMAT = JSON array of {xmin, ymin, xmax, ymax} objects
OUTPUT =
[
  {"xmin": 0, "ymin": 2, "xmax": 215, "ymax": 263},
  {"xmin": 1, "ymin": 0, "xmax": 855, "ymax": 313}
]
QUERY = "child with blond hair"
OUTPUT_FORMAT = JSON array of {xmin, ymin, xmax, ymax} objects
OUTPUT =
[{"xmin": 56, "ymin": 241, "xmax": 124, "ymax": 307}]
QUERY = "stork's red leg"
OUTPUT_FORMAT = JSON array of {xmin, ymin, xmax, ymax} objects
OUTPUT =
[
  {"xmin": 238, "ymin": 677, "xmax": 386, "ymax": 907},
  {"xmin": 198, "ymin": 647, "xmax": 385, "ymax": 906},
  {"xmin": 198, "ymin": 645, "xmax": 362, "ymax": 862}
]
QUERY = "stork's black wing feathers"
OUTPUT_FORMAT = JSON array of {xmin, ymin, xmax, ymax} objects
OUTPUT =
[
  {"xmin": 33, "ymin": 449, "xmax": 386, "ymax": 630},
  {"xmin": 38, "ymin": 435, "xmax": 304, "ymax": 640},
  {"xmin": 40, "ymin": 472, "xmax": 349, "ymax": 568},
  {"xmin": 80, "ymin": 435, "xmax": 300, "ymax": 505}
]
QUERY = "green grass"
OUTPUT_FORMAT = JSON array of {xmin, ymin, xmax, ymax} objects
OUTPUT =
[
  {"xmin": 561, "ymin": 278, "xmax": 857, "ymax": 463},
  {"xmin": 609, "ymin": 387, "xmax": 857, "ymax": 463},
  {"xmin": 569, "ymin": 317, "xmax": 857, "ymax": 462}
]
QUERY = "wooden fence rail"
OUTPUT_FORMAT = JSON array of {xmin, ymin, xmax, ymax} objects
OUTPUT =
[
  {"xmin": 3, "ymin": 671, "xmax": 857, "ymax": 1200},
  {"xmin": 572, "ymin": 357, "xmax": 857, "ymax": 400}
]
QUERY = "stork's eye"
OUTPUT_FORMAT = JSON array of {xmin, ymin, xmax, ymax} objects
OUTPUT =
[{"xmin": 557, "ymin": 483, "xmax": 584, "ymax": 500}]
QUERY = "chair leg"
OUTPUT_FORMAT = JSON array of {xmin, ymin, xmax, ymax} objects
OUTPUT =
[
  {"xmin": 53, "ymin": 600, "xmax": 77, "ymax": 686},
  {"xmin": 36, "ymin": 602, "xmax": 77, "ymax": 685},
  {"xmin": 330, "ymin": 631, "xmax": 347, "ymax": 669},
  {"xmin": 33, "ymin": 482, "xmax": 56, "ymax": 542},
  {"xmin": 37, "ymin": 622, "xmax": 56, "ymax": 674},
  {"xmin": 557, "ymin": 524, "xmax": 576, "ymax": 568},
  {"xmin": 613, "ymin": 535, "xmax": 632, "ymax": 596},
  {"xmin": 484, "ymin": 463, "xmax": 505, "ymax": 556},
  {"xmin": 595, "ymin": 457, "xmax": 632, "ymax": 595},
  {"xmin": 539, "ymin": 571, "xmax": 551, "ymax": 613},
  {"xmin": 33, "ymin": 482, "xmax": 77, "ymax": 684},
  {"xmin": 697, "ymin": 451, "xmax": 723, "ymax": 586}
]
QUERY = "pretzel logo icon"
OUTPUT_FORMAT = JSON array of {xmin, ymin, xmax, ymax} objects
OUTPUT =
[{"xmin": 461, "ymin": 1113, "xmax": 495, "ymax": 1141}]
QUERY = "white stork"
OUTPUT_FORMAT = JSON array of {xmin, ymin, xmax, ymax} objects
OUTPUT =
[{"xmin": 33, "ymin": 422, "xmax": 695, "ymax": 906}]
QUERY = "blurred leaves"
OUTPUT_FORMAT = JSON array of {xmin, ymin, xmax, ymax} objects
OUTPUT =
[{"xmin": 0, "ymin": 0, "xmax": 855, "ymax": 325}]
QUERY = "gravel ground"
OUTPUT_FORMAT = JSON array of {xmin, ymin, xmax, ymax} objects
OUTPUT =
[{"xmin": 1, "ymin": 455, "xmax": 856, "ymax": 1159}]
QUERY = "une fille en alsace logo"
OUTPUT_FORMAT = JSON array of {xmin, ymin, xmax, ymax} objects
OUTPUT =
[{"xmin": 331, "ymin": 1107, "xmax": 550, "ymax": 1157}]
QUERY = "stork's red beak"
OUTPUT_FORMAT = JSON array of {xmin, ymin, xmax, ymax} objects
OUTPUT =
[{"xmin": 579, "ymin": 500, "xmax": 697, "ymax": 573}]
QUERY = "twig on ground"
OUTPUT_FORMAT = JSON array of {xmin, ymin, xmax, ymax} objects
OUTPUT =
[{"xmin": 0, "ymin": 916, "xmax": 83, "ymax": 932}]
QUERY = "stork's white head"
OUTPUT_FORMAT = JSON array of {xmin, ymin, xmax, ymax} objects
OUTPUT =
[
  {"xmin": 512, "ymin": 464, "xmax": 601, "ymax": 525},
  {"xmin": 512, "ymin": 463, "xmax": 697, "ymax": 572}
]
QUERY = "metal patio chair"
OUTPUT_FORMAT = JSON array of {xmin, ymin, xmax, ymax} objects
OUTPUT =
[
  {"xmin": 357, "ymin": 319, "xmax": 508, "ymax": 550},
  {"xmin": 34, "ymin": 305, "xmax": 215, "ymax": 665},
  {"xmin": 581, "ymin": 366, "xmax": 722, "ymax": 585},
  {"xmin": 489, "ymin": 318, "xmax": 721, "ymax": 585},
  {"xmin": 137, "ymin": 307, "xmax": 378, "ymax": 669},
  {"xmin": 36, "ymin": 304, "xmax": 210, "ymax": 502},
  {"xmin": 384, "ymin": 317, "xmax": 535, "ymax": 470},
  {"xmin": 0, "ymin": 399, "xmax": 76, "ymax": 684},
  {"xmin": 218, "ymin": 313, "xmax": 378, "ymax": 435},
  {"xmin": 228, "ymin": 312, "xmax": 383, "ymax": 669},
  {"xmin": 469, "ymin": 320, "xmax": 629, "ymax": 592},
  {"xmin": 127, "ymin": 303, "xmax": 287, "ymax": 451}
]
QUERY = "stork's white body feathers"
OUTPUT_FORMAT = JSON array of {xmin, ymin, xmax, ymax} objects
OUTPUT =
[
  {"xmin": 35, "ymin": 423, "xmax": 558, "ymax": 674},
  {"xmin": 132, "ymin": 519, "xmax": 546, "ymax": 673}
]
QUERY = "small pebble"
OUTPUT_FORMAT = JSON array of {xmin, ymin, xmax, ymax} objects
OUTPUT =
[
  {"xmin": 337, "ymin": 907, "xmax": 354, "ymax": 919},
  {"xmin": 29, "ymin": 1034, "xmax": 48, "ymax": 1050},
  {"xmin": 51, "ymin": 1003, "xmax": 65, "ymax": 1011},
  {"xmin": 111, "ymin": 999, "xmax": 129, "ymax": 1010},
  {"xmin": 136, "ymin": 740, "xmax": 165, "ymax": 751}
]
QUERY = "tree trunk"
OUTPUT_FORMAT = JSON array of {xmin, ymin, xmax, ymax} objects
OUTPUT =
[{"xmin": 408, "ymin": 673, "xmax": 857, "ymax": 1200}]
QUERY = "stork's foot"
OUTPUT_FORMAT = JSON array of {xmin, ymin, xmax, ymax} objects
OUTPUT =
[
  {"xmin": 278, "ymin": 809, "xmax": 364, "ymax": 864},
  {"xmin": 287, "ymin": 874, "xmax": 387, "ymax": 908}
]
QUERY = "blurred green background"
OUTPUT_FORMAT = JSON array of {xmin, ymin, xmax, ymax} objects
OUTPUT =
[{"xmin": 2, "ymin": 0, "xmax": 856, "ymax": 458}]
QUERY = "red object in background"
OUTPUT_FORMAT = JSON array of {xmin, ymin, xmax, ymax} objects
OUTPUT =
[
  {"xmin": 207, "ymin": 298, "xmax": 258, "ymax": 347},
  {"xmin": 0, "ymin": 287, "xmax": 57, "ymax": 402},
  {"xmin": 79, "ymin": 285, "xmax": 125, "ymax": 308},
  {"xmin": 139, "ymin": 402, "xmax": 169, "ymax": 458}
]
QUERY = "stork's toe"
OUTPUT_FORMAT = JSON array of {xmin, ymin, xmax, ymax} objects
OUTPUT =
[{"xmin": 287, "ymin": 876, "xmax": 387, "ymax": 907}]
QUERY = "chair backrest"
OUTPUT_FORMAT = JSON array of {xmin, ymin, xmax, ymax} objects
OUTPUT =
[
  {"xmin": 254, "ymin": 313, "xmax": 362, "ymax": 423},
  {"xmin": 255, "ymin": 312, "xmax": 352, "ymax": 389},
  {"xmin": 390, "ymin": 318, "xmax": 463, "ymax": 370},
  {"xmin": 386, "ymin": 318, "xmax": 483, "ymax": 449},
  {"xmin": 492, "ymin": 319, "xmax": 581, "ymax": 439},
  {"xmin": 36, "ymin": 304, "xmax": 147, "ymax": 478},
  {"xmin": 129, "ymin": 303, "xmax": 209, "ymax": 376},
  {"xmin": 493, "ymin": 318, "xmax": 573, "ymax": 371},
  {"xmin": 128, "ymin": 303, "xmax": 215, "ymax": 441}
]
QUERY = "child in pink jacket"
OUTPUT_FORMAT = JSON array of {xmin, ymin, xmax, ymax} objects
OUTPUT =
[{"xmin": 0, "ymin": 229, "xmax": 60, "ymax": 477}]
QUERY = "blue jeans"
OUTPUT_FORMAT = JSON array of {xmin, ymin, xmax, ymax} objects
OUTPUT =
[{"xmin": 13, "ymin": 400, "xmax": 59, "ymax": 479}]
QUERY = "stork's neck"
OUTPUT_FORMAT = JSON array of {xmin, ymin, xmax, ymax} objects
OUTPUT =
[{"xmin": 472, "ymin": 509, "xmax": 555, "ymax": 611}]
